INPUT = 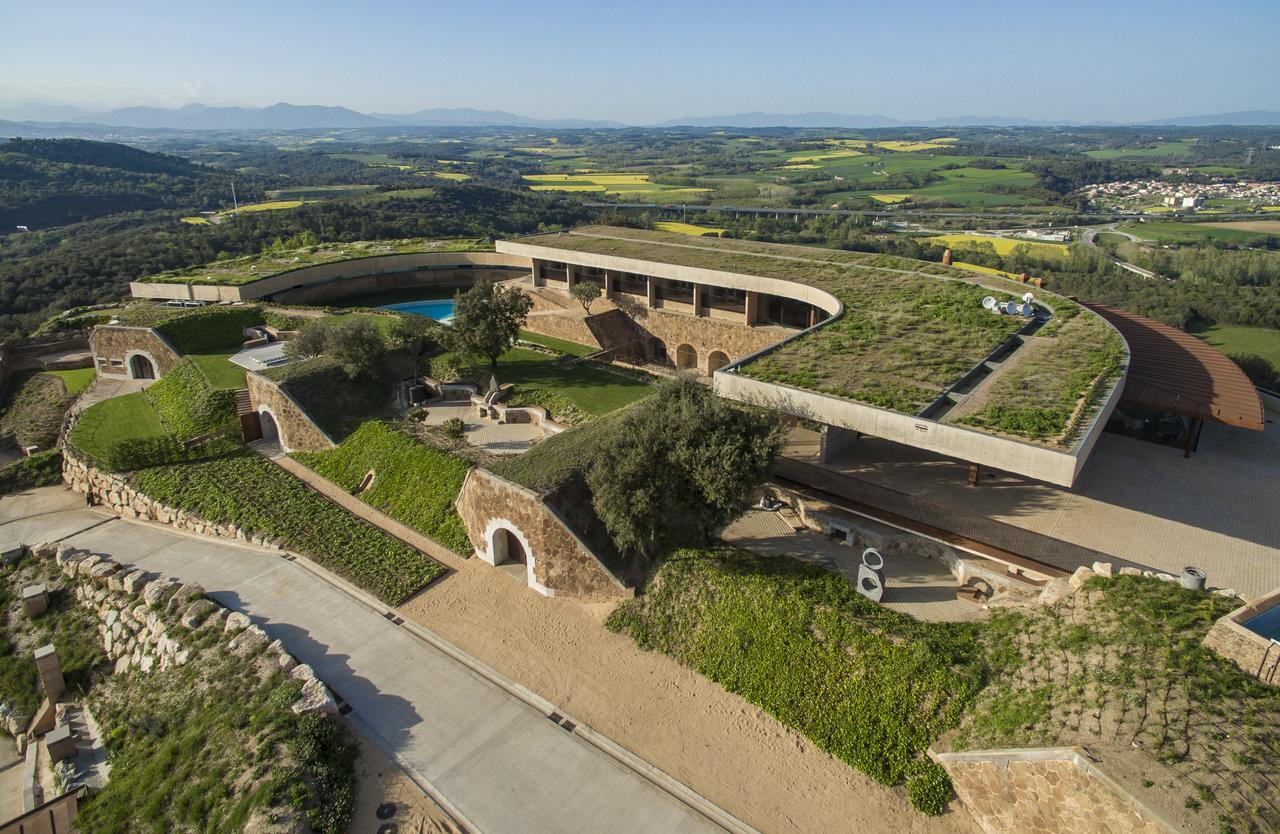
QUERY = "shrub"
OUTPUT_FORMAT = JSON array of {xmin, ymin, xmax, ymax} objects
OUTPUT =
[
  {"xmin": 428, "ymin": 354, "xmax": 462, "ymax": 382},
  {"xmin": 0, "ymin": 372, "xmax": 73, "ymax": 448},
  {"xmin": 906, "ymin": 760, "xmax": 954, "ymax": 815},
  {"xmin": 144, "ymin": 359, "xmax": 238, "ymax": 440},
  {"xmin": 441, "ymin": 417, "xmax": 467, "ymax": 443},
  {"xmin": 132, "ymin": 451, "xmax": 445, "ymax": 603},
  {"xmin": 293, "ymin": 421, "xmax": 472, "ymax": 554},
  {"xmin": 510, "ymin": 387, "xmax": 594, "ymax": 427}
]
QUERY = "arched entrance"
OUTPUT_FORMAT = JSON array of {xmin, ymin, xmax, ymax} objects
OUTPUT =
[
  {"xmin": 491, "ymin": 527, "xmax": 528, "ymax": 565},
  {"xmin": 128, "ymin": 354, "xmax": 156, "ymax": 380},
  {"xmin": 676, "ymin": 344, "xmax": 698, "ymax": 370},
  {"xmin": 258, "ymin": 409, "xmax": 280, "ymax": 444},
  {"xmin": 707, "ymin": 350, "xmax": 730, "ymax": 373}
]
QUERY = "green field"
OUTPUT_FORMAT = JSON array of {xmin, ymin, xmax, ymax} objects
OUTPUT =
[
  {"xmin": 518, "ymin": 330, "xmax": 598, "ymax": 357},
  {"xmin": 929, "ymin": 234, "xmax": 1069, "ymax": 259},
  {"xmin": 1122, "ymin": 221, "xmax": 1279, "ymax": 245},
  {"xmin": 455, "ymin": 347, "xmax": 651, "ymax": 416},
  {"xmin": 187, "ymin": 348, "xmax": 248, "ymax": 389},
  {"xmin": 1084, "ymin": 141, "xmax": 1195, "ymax": 160},
  {"xmin": 1189, "ymin": 322, "xmax": 1280, "ymax": 367}
]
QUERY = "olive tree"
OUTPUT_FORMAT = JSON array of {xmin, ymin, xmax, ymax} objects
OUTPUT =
[
  {"xmin": 586, "ymin": 375, "xmax": 784, "ymax": 560},
  {"xmin": 445, "ymin": 278, "xmax": 533, "ymax": 369},
  {"xmin": 284, "ymin": 317, "xmax": 387, "ymax": 378},
  {"xmin": 570, "ymin": 279, "xmax": 602, "ymax": 314}
]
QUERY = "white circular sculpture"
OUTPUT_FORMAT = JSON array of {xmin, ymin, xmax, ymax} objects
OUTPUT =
[{"xmin": 856, "ymin": 547, "xmax": 886, "ymax": 603}]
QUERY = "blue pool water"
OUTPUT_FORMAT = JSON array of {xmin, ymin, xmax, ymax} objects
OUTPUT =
[
  {"xmin": 1243, "ymin": 605, "xmax": 1280, "ymax": 641},
  {"xmin": 379, "ymin": 299, "xmax": 454, "ymax": 321}
]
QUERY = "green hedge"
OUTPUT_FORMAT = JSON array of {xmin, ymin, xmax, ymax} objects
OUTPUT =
[
  {"xmin": 132, "ymin": 452, "xmax": 446, "ymax": 603},
  {"xmin": 294, "ymin": 421, "xmax": 471, "ymax": 554},
  {"xmin": 609, "ymin": 547, "xmax": 985, "ymax": 814},
  {"xmin": 152, "ymin": 306, "xmax": 264, "ymax": 353},
  {"xmin": 145, "ymin": 359, "xmax": 238, "ymax": 440},
  {"xmin": 0, "ymin": 450, "xmax": 62, "ymax": 495}
]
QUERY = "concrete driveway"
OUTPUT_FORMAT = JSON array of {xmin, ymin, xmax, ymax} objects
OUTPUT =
[{"xmin": 1, "ymin": 487, "xmax": 723, "ymax": 834}]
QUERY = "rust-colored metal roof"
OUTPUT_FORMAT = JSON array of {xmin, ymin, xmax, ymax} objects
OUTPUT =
[{"xmin": 1082, "ymin": 303, "xmax": 1265, "ymax": 431}]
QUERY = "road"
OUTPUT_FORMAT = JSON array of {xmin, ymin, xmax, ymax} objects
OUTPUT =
[
  {"xmin": 1080, "ymin": 224, "xmax": 1163, "ymax": 280},
  {"xmin": 1, "ymin": 488, "xmax": 724, "ymax": 834}
]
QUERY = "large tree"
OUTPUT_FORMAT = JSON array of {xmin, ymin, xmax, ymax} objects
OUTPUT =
[
  {"xmin": 586, "ymin": 376, "xmax": 784, "ymax": 560},
  {"xmin": 284, "ymin": 317, "xmax": 387, "ymax": 378},
  {"xmin": 445, "ymin": 278, "xmax": 533, "ymax": 369}
]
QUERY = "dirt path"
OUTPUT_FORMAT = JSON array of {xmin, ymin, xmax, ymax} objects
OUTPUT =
[{"xmin": 399, "ymin": 559, "xmax": 976, "ymax": 834}]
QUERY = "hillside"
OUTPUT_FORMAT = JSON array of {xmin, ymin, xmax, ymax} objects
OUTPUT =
[{"xmin": 0, "ymin": 138, "xmax": 222, "ymax": 229}]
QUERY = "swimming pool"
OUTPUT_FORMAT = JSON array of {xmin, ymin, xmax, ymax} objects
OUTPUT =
[
  {"xmin": 1243, "ymin": 604, "xmax": 1280, "ymax": 641},
  {"xmin": 379, "ymin": 299, "xmax": 454, "ymax": 322}
]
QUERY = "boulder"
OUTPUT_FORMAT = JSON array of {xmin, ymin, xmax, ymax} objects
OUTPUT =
[
  {"xmin": 54, "ymin": 545, "xmax": 81, "ymax": 567},
  {"xmin": 31, "ymin": 542, "xmax": 57, "ymax": 560},
  {"xmin": 201, "ymin": 608, "xmax": 230, "ymax": 631},
  {"xmin": 174, "ymin": 649, "xmax": 191, "ymax": 666},
  {"xmin": 1214, "ymin": 588, "xmax": 1241, "ymax": 600},
  {"xmin": 1090, "ymin": 561, "xmax": 1114, "ymax": 577},
  {"xmin": 104, "ymin": 610, "xmax": 119, "ymax": 630},
  {"xmin": 1068, "ymin": 566, "xmax": 1096, "ymax": 590},
  {"xmin": 122, "ymin": 571, "xmax": 150, "ymax": 594},
  {"xmin": 89, "ymin": 561, "xmax": 120, "ymax": 586},
  {"xmin": 166, "ymin": 583, "xmax": 205, "ymax": 613},
  {"xmin": 180, "ymin": 600, "xmax": 216, "ymax": 629},
  {"xmin": 114, "ymin": 656, "xmax": 131, "ymax": 674},
  {"xmin": 229, "ymin": 625, "xmax": 269, "ymax": 656},
  {"xmin": 291, "ymin": 678, "xmax": 337, "ymax": 716},
  {"xmin": 138, "ymin": 654, "xmax": 155, "ymax": 674},
  {"xmin": 290, "ymin": 664, "xmax": 317, "ymax": 683},
  {"xmin": 1037, "ymin": 578, "xmax": 1073, "ymax": 606},
  {"xmin": 223, "ymin": 612, "xmax": 250, "ymax": 634},
  {"xmin": 141, "ymin": 579, "xmax": 179, "ymax": 608},
  {"xmin": 1118, "ymin": 567, "xmax": 1142, "ymax": 577},
  {"xmin": 76, "ymin": 555, "xmax": 103, "ymax": 578}
]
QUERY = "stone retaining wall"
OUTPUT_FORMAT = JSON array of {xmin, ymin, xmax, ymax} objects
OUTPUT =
[
  {"xmin": 1203, "ymin": 589, "xmax": 1280, "ymax": 685},
  {"xmin": 245, "ymin": 372, "xmax": 336, "ymax": 452},
  {"xmin": 934, "ymin": 747, "xmax": 1175, "ymax": 834},
  {"xmin": 62, "ymin": 452, "xmax": 284, "ymax": 549}
]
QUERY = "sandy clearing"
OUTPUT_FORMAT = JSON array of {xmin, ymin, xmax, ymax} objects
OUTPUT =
[
  {"xmin": 349, "ymin": 722, "xmax": 463, "ymax": 834},
  {"xmin": 1197, "ymin": 220, "xmax": 1280, "ymax": 233},
  {"xmin": 399, "ymin": 556, "xmax": 975, "ymax": 834}
]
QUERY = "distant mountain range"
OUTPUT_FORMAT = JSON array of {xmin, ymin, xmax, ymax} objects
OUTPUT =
[{"xmin": 0, "ymin": 101, "xmax": 1277, "ymax": 131}]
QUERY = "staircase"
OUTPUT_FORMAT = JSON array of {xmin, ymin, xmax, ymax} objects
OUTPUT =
[{"xmin": 233, "ymin": 389, "xmax": 253, "ymax": 416}]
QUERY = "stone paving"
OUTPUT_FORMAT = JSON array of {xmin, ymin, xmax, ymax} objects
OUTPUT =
[
  {"xmin": 417, "ymin": 401, "xmax": 546, "ymax": 455},
  {"xmin": 788, "ymin": 421, "xmax": 1280, "ymax": 600},
  {"xmin": 723, "ymin": 510, "xmax": 985, "ymax": 622}
]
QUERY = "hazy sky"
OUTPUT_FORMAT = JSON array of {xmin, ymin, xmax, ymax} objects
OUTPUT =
[{"xmin": 2, "ymin": 0, "xmax": 1277, "ymax": 122}]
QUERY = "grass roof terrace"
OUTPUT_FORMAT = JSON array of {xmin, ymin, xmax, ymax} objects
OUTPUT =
[
  {"xmin": 135, "ymin": 238, "xmax": 491, "ymax": 287},
  {"xmin": 509, "ymin": 227, "xmax": 1126, "ymax": 450}
]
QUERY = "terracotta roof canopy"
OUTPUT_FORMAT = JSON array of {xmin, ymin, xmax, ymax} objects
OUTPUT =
[{"xmin": 1083, "ymin": 303, "xmax": 1265, "ymax": 431}]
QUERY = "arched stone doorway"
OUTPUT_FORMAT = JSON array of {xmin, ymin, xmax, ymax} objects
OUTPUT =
[
  {"xmin": 676, "ymin": 344, "xmax": 698, "ymax": 370},
  {"xmin": 128, "ymin": 354, "xmax": 156, "ymax": 380},
  {"xmin": 258, "ymin": 408, "xmax": 280, "ymax": 444},
  {"xmin": 490, "ymin": 527, "xmax": 528, "ymax": 565},
  {"xmin": 707, "ymin": 350, "xmax": 730, "ymax": 373}
]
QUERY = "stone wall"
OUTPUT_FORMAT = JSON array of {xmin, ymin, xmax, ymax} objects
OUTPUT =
[
  {"xmin": 244, "ymin": 372, "xmax": 336, "ymax": 452},
  {"xmin": 62, "ymin": 452, "xmax": 285, "ymax": 548},
  {"xmin": 935, "ymin": 748, "xmax": 1175, "ymax": 834},
  {"xmin": 88, "ymin": 326, "xmax": 182, "ymax": 379},
  {"xmin": 454, "ymin": 468, "xmax": 631, "ymax": 601},
  {"xmin": 518, "ymin": 285, "xmax": 791, "ymax": 373},
  {"xmin": 1204, "ymin": 591, "xmax": 1280, "ymax": 685},
  {"xmin": 270, "ymin": 265, "xmax": 524, "ymax": 306}
]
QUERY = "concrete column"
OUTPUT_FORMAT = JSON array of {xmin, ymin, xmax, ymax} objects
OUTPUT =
[
  {"xmin": 21, "ymin": 585, "xmax": 48, "ymax": 618},
  {"xmin": 604, "ymin": 270, "xmax": 616, "ymax": 294},
  {"xmin": 45, "ymin": 724, "xmax": 76, "ymax": 762},
  {"xmin": 745, "ymin": 291, "xmax": 760, "ymax": 326},
  {"xmin": 693, "ymin": 284, "xmax": 706, "ymax": 317},
  {"xmin": 646, "ymin": 275, "xmax": 658, "ymax": 309},
  {"xmin": 809, "ymin": 306, "xmax": 820, "ymax": 327},
  {"xmin": 565, "ymin": 264, "xmax": 577, "ymax": 289},
  {"xmin": 34, "ymin": 644, "xmax": 64, "ymax": 701},
  {"xmin": 532, "ymin": 259, "xmax": 545, "ymax": 288},
  {"xmin": 819, "ymin": 425, "xmax": 861, "ymax": 464}
]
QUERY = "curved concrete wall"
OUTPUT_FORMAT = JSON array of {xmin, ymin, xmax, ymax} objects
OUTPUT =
[{"xmin": 130, "ymin": 251, "xmax": 533, "ymax": 303}]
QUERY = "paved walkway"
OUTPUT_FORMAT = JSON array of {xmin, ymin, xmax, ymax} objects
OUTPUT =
[
  {"xmin": 723, "ymin": 510, "xmax": 984, "ymax": 622},
  {"xmin": 1, "ymin": 487, "xmax": 723, "ymax": 834}
]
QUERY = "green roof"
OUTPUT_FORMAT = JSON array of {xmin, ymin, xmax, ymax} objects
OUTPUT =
[
  {"xmin": 516, "ymin": 227, "xmax": 1124, "ymax": 447},
  {"xmin": 135, "ymin": 238, "xmax": 492, "ymax": 287}
]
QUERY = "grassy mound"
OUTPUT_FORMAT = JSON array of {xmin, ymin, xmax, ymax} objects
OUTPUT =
[
  {"xmin": 144, "ymin": 359, "xmax": 237, "ymax": 440},
  {"xmin": 293, "ymin": 421, "xmax": 471, "ymax": 554},
  {"xmin": 132, "ymin": 451, "xmax": 446, "ymax": 604},
  {"xmin": 0, "ymin": 449, "xmax": 62, "ymax": 496},
  {"xmin": 0, "ymin": 371, "xmax": 76, "ymax": 448},
  {"xmin": 608, "ymin": 547, "xmax": 987, "ymax": 814},
  {"xmin": 67, "ymin": 391, "xmax": 168, "ymax": 470}
]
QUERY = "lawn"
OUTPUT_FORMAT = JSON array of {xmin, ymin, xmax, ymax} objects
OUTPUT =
[
  {"xmin": 1084, "ymin": 141, "xmax": 1195, "ymax": 160},
  {"xmin": 42, "ymin": 367, "xmax": 95, "ymax": 396},
  {"xmin": 518, "ymin": 330, "xmax": 598, "ymax": 357},
  {"xmin": 133, "ymin": 451, "xmax": 446, "ymax": 603},
  {"xmin": 188, "ymin": 348, "xmax": 248, "ymax": 389},
  {"xmin": 293, "ymin": 421, "xmax": 472, "ymax": 554},
  {"xmin": 68, "ymin": 392, "xmax": 167, "ymax": 467},
  {"xmin": 223, "ymin": 199, "xmax": 304, "ymax": 215},
  {"xmin": 432, "ymin": 171, "xmax": 471, "ymax": 181},
  {"xmin": 1189, "ymin": 322, "xmax": 1280, "ymax": 368},
  {"xmin": 484, "ymin": 347, "xmax": 651, "ymax": 416}
]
